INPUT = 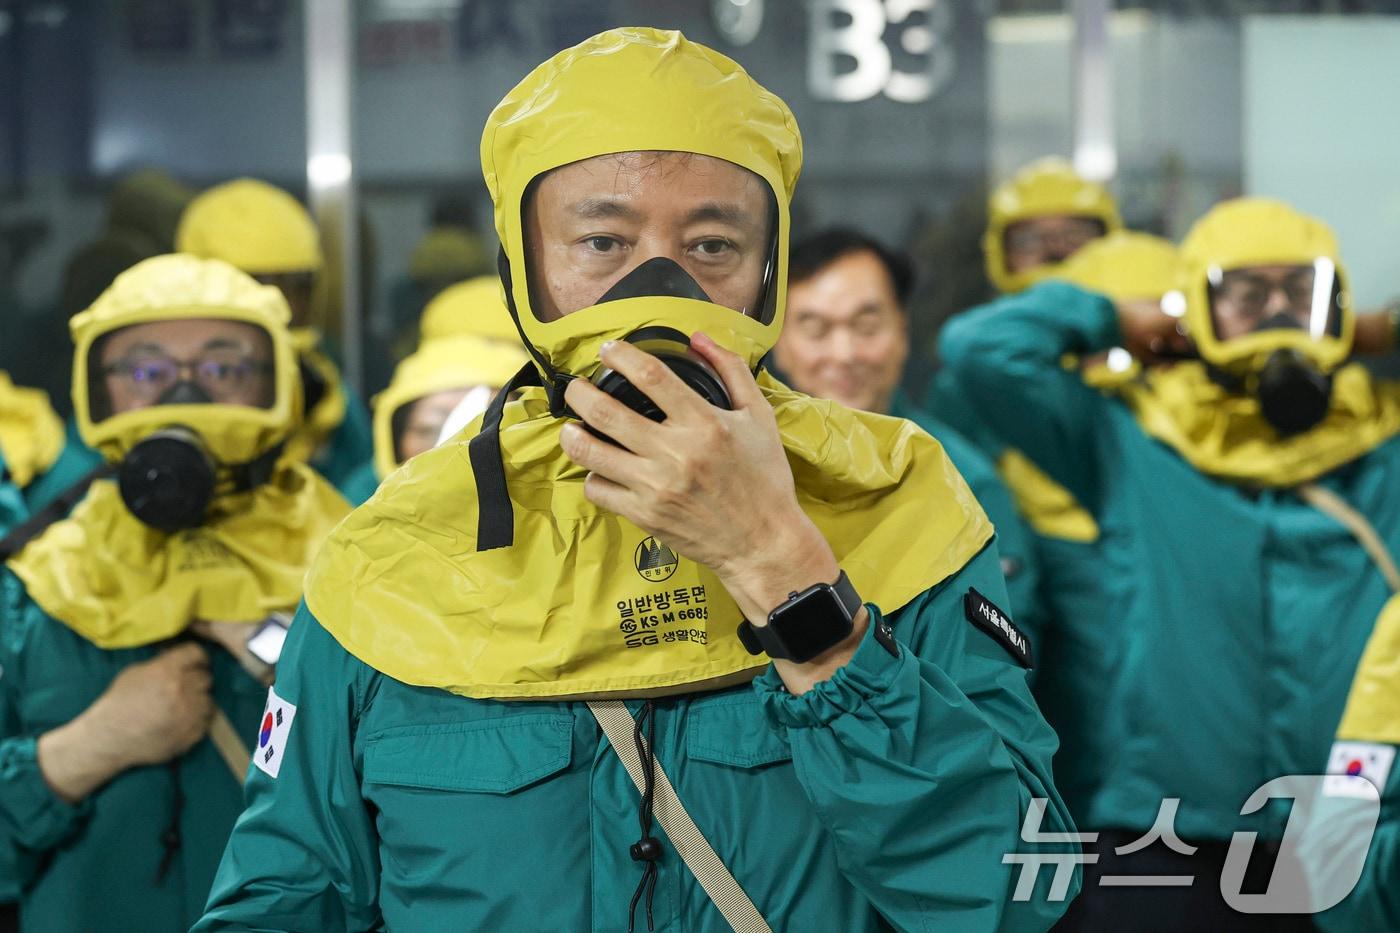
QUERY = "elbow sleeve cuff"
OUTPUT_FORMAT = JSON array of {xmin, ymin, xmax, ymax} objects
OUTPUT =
[
  {"xmin": 0, "ymin": 736, "xmax": 90, "ymax": 851},
  {"xmin": 754, "ymin": 603, "xmax": 910, "ymax": 729}
]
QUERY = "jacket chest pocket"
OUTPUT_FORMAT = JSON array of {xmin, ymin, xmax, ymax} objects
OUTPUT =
[
  {"xmin": 362, "ymin": 714, "xmax": 588, "ymax": 886},
  {"xmin": 686, "ymin": 699, "xmax": 793, "ymax": 770}
]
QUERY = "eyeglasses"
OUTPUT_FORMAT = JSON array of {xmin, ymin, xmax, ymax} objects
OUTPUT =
[
  {"xmin": 1213, "ymin": 268, "xmax": 1318, "ymax": 318},
  {"xmin": 102, "ymin": 350, "xmax": 274, "ymax": 403},
  {"xmin": 1208, "ymin": 261, "xmax": 1339, "ymax": 340},
  {"xmin": 1005, "ymin": 218, "xmax": 1105, "ymax": 257}
]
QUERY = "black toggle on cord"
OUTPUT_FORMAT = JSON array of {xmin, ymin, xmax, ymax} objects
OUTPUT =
[{"xmin": 627, "ymin": 699, "xmax": 661, "ymax": 933}]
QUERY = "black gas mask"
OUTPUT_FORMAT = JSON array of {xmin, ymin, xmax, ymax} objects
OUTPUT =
[
  {"xmin": 581, "ymin": 258, "xmax": 735, "ymax": 433},
  {"xmin": 1255, "ymin": 349, "xmax": 1333, "ymax": 438},
  {"xmin": 116, "ymin": 381, "xmax": 279, "ymax": 534}
]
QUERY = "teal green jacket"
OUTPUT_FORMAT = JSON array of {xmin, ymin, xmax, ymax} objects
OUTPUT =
[
  {"xmin": 337, "ymin": 461, "xmax": 379, "ymax": 508},
  {"xmin": 889, "ymin": 391, "xmax": 1041, "ymax": 641},
  {"xmin": 309, "ymin": 378, "xmax": 373, "ymax": 496},
  {"xmin": 18, "ymin": 421, "xmax": 103, "ymax": 516},
  {"xmin": 197, "ymin": 542, "xmax": 1079, "ymax": 932},
  {"xmin": 0, "ymin": 569, "xmax": 268, "ymax": 932},
  {"xmin": 0, "ymin": 467, "xmax": 23, "ymax": 537},
  {"xmin": 939, "ymin": 281, "xmax": 1400, "ymax": 841},
  {"xmin": 925, "ymin": 326, "xmax": 1135, "ymax": 822}
]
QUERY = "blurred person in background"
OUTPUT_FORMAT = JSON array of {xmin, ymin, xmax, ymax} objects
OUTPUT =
[
  {"xmin": 0, "ymin": 255, "xmax": 349, "ymax": 932},
  {"xmin": 982, "ymin": 157, "xmax": 1121, "ymax": 298},
  {"xmin": 940, "ymin": 197, "xmax": 1400, "ymax": 930},
  {"xmin": 177, "ymin": 178, "xmax": 373, "ymax": 495},
  {"xmin": 999, "ymin": 231, "xmax": 1183, "ymax": 827},
  {"xmin": 341, "ymin": 329, "xmax": 528, "ymax": 505},
  {"xmin": 373, "ymin": 195, "xmax": 497, "ymax": 390},
  {"xmin": 771, "ymin": 227, "xmax": 1041, "ymax": 637}
]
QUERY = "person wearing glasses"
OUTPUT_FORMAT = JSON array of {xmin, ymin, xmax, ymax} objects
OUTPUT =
[
  {"xmin": 0, "ymin": 255, "xmax": 348, "ymax": 932},
  {"xmin": 939, "ymin": 197, "xmax": 1400, "ymax": 929},
  {"xmin": 177, "ymin": 179, "xmax": 373, "ymax": 496}
]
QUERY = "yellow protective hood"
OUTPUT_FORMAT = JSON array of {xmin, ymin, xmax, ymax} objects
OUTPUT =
[
  {"xmin": 1337, "ymin": 594, "xmax": 1400, "ymax": 745},
  {"xmin": 372, "ymin": 334, "xmax": 530, "ymax": 477},
  {"xmin": 996, "ymin": 448, "xmax": 1099, "ymax": 543},
  {"xmin": 9, "ymin": 461, "xmax": 349, "ymax": 649},
  {"xmin": 482, "ymin": 27, "xmax": 802, "ymax": 382},
  {"xmin": 177, "ymin": 178, "xmax": 323, "ymax": 274},
  {"xmin": 408, "ymin": 226, "xmax": 492, "ymax": 284},
  {"xmin": 0, "ymin": 373, "xmax": 65, "ymax": 488},
  {"xmin": 282, "ymin": 327, "xmax": 347, "ymax": 465},
  {"xmin": 1055, "ymin": 231, "xmax": 1180, "ymax": 388},
  {"xmin": 303, "ymin": 29, "xmax": 990, "ymax": 700},
  {"xmin": 419, "ymin": 276, "xmax": 523, "ymax": 345},
  {"xmin": 984, "ymin": 157, "xmax": 1122, "ymax": 294},
  {"xmin": 70, "ymin": 254, "xmax": 302, "ymax": 466},
  {"xmin": 1176, "ymin": 198, "xmax": 1353, "ymax": 375},
  {"xmin": 1056, "ymin": 230, "xmax": 1180, "ymax": 302},
  {"xmin": 306, "ymin": 372, "xmax": 992, "ymax": 700},
  {"xmin": 1118, "ymin": 361, "xmax": 1400, "ymax": 487}
]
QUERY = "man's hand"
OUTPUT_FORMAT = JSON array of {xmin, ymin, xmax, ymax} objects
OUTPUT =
[
  {"xmin": 1117, "ymin": 298, "xmax": 1191, "ymax": 364},
  {"xmin": 1353, "ymin": 309, "xmax": 1398, "ymax": 356},
  {"xmin": 38, "ymin": 642, "xmax": 215, "ymax": 804},
  {"xmin": 561, "ymin": 333, "xmax": 865, "ymax": 693},
  {"xmin": 191, "ymin": 619, "xmax": 275, "ymax": 685}
]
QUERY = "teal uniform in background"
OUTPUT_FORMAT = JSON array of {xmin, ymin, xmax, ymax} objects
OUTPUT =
[
  {"xmin": 889, "ymin": 390, "xmax": 1042, "ymax": 640},
  {"xmin": 337, "ymin": 460, "xmax": 379, "ymax": 508},
  {"xmin": 307, "ymin": 377, "xmax": 373, "ymax": 497},
  {"xmin": 197, "ymin": 543, "xmax": 1080, "ymax": 932},
  {"xmin": 0, "ymin": 570, "xmax": 266, "ymax": 932},
  {"xmin": 0, "ymin": 459, "xmax": 23, "ymax": 535},
  {"xmin": 939, "ymin": 281, "xmax": 1400, "ymax": 842},
  {"xmin": 923, "ymin": 352, "xmax": 1119, "ymax": 821},
  {"xmin": 21, "ymin": 420, "xmax": 103, "ymax": 515}
]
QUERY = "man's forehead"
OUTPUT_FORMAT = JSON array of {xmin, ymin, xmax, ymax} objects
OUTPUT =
[
  {"xmin": 790, "ymin": 253, "xmax": 899, "ymax": 319},
  {"xmin": 1221, "ymin": 263, "xmax": 1314, "ymax": 283},
  {"xmin": 102, "ymin": 318, "xmax": 266, "ymax": 354},
  {"xmin": 542, "ymin": 152, "xmax": 766, "ymax": 208}
]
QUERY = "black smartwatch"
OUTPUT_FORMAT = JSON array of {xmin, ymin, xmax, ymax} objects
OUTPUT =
[{"xmin": 737, "ymin": 570, "xmax": 863, "ymax": 663}]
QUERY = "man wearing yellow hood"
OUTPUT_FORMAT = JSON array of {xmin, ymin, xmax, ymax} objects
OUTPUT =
[
  {"xmin": 177, "ymin": 178, "xmax": 373, "ymax": 495},
  {"xmin": 0, "ymin": 255, "xmax": 349, "ymax": 932},
  {"xmin": 940, "ymin": 197, "xmax": 1400, "ymax": 928},
  {"xmin": 198, "ymin": 28, "xmax": 1076, "ymax": 933}
]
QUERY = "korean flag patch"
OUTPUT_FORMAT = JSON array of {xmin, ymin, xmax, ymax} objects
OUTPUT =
[
  {"xmin": 253, "ymin": 686, "xmax": 297, "ymax": 779},
  {"xmin": 1323, "ymin": 741, "xmax": 1395, "ymax": 799}
]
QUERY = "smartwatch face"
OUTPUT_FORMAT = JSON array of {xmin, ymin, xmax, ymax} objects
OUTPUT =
[
  {"xmin": 246, "ymin": 614, "xmax": 291, "ymax": 667},
  {"xmin": 770, "ymin": 586, "xmax": 853, "ymax": 660}
]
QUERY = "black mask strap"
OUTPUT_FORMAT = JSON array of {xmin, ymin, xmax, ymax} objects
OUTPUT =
[
  {"xmin": 469, "ymin": 360, "xmax": 542, "ymax": 551},
  {"xmin": 219, "ymin": 443, "xmax": 285, "ymax": 497},
  {"xmin": 0, "ymin": 462, "xmax": 115, "ymax": 560}
]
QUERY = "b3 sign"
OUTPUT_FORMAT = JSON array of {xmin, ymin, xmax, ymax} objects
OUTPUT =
[{"xmin": 808, "ymin": 0, "xmax": 956, "ymax": 103}]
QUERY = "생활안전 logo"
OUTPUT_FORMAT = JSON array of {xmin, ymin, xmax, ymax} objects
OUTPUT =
[{"xmin": 635, "ymin": 536, "xmax": 679, "ymax": 582}]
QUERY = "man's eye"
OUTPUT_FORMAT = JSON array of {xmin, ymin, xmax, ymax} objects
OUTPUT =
[
  {"xmin": 693, "ymin": 238, "xmax": 734, "ymax": 258},
  {"xmin": 584, "ymin": 236, "xmax": 620, "ymax": 253}
]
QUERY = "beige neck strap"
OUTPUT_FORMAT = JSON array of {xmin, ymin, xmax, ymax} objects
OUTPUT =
[
  {"xmin": 589, "ymin": 700, "xmax": 772, "ymax": 933},
  {"xmin": 1298, "ymin": 483, "xmax": 1400, "ymax": 592}
]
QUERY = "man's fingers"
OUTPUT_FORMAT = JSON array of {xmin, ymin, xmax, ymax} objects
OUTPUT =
[
  {"xmin": 598, "ymin": 340, "xmax": 708, "ymax": 420},
  {"xmin": 690, "ymin": 332, "xmax": 764, "ymax": 410},
  {"xmin": 560, "ymin": 422, "xmax": 648, "ymax": 489},
  {"xmin": 580, "ymin": 471, "xmax": 635, "ymax": 518},
  {"xmin": 163, "ymin": 641, "xmax": 210, "ymax": 668},
  {"xmin": 564, "ymin": 377, "xmax": 664, "ymax": 454}
]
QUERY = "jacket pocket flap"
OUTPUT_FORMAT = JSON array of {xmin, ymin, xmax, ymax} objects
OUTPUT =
[
  {"xmin": 364, "ymin": 715, "xmax": 573, "ymax": 793},
  {"xmin": 686, "ymin": 699, "xmax": 791, "ymax": 769}
]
